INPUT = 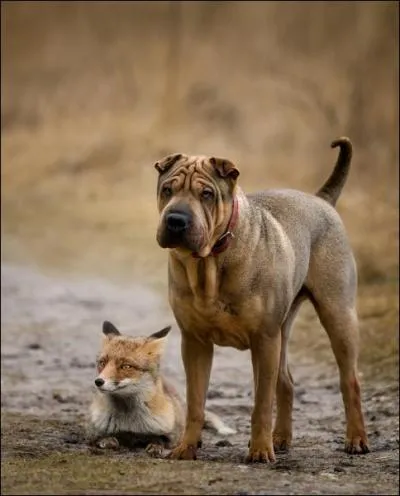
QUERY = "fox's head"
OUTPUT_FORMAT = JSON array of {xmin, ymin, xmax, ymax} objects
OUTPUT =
[{"xmin": 94, "ymin": 321, "xmax": 171, "ymax": 397}]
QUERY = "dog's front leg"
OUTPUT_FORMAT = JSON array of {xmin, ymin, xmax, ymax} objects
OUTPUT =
[
  {"xmin": 247, "ymin": 330, "xmax": 281, "ymax": 464},
  {"xmin": 167, "ymin": 334, "xmax": 214, "ymax": 460}
]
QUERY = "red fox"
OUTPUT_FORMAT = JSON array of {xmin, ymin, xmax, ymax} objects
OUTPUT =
[{"xmin": 86, "ymin": 321, "xmax": 236, "ymax": 457}]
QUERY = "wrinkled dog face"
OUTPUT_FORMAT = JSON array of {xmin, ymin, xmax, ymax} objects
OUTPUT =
[{"xmin": 154, "ymin": 153, "xmax": 240, "ymax": 258}]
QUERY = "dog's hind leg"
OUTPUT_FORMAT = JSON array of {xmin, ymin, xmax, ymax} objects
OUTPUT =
[
  {"xmin": 305, "ymin": 222, "xmax": 370, "ymax": 454},
  {"xmin": 314, "ymin": 301, "xmax": 369, "ymax": 453},
  {"xmin": 306, "ymin": 256, "xmax": 370, "ymax": 455},
  {"xmin": 273, "ymin": 291, "xmax": 307, "ymax": 452}
]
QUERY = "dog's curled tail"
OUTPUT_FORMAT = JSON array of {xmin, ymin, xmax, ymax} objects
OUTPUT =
[
  {"xmin": 316, "ymin": 137, "xmax": 353, "ymax": 207},
  {"xmin": 204, "ymin": 410, "xmax": 236, "ymax": 435}
]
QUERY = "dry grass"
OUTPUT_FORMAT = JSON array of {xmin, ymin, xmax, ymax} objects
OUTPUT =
[{"xmin": 1, "ymin": 2, "xmax": 398, "ymax": 285}]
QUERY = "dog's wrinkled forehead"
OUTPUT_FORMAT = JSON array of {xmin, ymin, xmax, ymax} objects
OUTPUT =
[
  {"xmin": 155, "ymin": 154, "xmax": 211, "ymax": 181},
  {"xmin": 154, "ymin": 153, "xmax": 240, "ymax": 189}
]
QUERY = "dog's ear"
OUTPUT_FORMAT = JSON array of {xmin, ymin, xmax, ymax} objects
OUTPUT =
[
  {"xmin": 102, "ymin": 321, "xmax": 121, "ymax": 338},
  {"xmin": 210, "ymin": 157, "xmax": 240, "ymax": 181},
  {"xmin": 149, "ymin": 326, "xmax": 171, "ymax": 340},
  {"xmin": 154, "ymin": 154, "xmax": 182, "ymax": 174}
]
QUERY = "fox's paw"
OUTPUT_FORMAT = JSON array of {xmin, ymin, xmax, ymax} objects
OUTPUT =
[
  {"xmin": 345, "ymin": 435, "xmax": 370, "ymax": 455},
  {"xmin": 145, "ymin": 443, "xmax": 164, "ymax": 458},
  {"xmin": 166, "ymin": 443, "xmax": 197, "ymax": 460},
  {"xmin": 96, "ymin": 436, "xmax": 120, "ymax": 450},
  {"xmin": 246, "ymin": 440, "xmax": 276, "ymax": 464}
]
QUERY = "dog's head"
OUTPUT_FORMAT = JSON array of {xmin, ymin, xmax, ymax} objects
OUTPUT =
[{"xmin": 154, "ymin": 153, "xmax": 240, "ymax": 258}]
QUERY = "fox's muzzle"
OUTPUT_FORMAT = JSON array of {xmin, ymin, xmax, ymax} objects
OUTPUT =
[{"xmin": 94, "ymin": 376, "xmax": 119, "ymax": 393}]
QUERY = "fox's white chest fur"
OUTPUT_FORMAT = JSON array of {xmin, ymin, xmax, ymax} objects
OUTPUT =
[{"xmin": 89, "ymin": 391, "xmax": 175, "ymax": 440}]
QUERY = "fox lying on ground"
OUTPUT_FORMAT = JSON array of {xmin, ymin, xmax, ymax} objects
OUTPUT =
[{"xmin": 86, "ymin": 321, "xmax": 236, "ymax": 457}]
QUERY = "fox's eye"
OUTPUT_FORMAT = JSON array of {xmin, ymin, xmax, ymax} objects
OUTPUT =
[
  {"xmin": 201, "ymin": 188, "xmax": 214, "ymax": 201},
  {"xmin": 121, "ymin": 364, "xmax": 133, "ymax": 370},
  {"xmin": 97, "ymin": 359, "xmax": 106, "ymax": 369}
]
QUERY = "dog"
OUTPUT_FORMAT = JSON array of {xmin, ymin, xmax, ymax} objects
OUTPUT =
[{"xmin": 154, "ymin": 137, "xmax": 369, "ymax": 463}]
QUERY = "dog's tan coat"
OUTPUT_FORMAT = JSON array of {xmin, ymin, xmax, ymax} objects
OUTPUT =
[{"xmin": 154, "ymin": 139, "xmax": 369, "ymax": 462}]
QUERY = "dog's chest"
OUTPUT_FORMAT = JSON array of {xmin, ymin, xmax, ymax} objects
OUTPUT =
[
  {"xmin": 170, "ymin": 255, "xmax": 266, "ymax": 349},
  {"xmin": 171, "ymin": 293, "xmax": 263, "ymax": 350}
]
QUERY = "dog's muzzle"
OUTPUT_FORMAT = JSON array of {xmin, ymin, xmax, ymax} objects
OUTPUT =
[
  {"xmin": 158, "ymin": 207, "xmax": 201, "ymax": 251},
  {"xmin": 166, "ymin": 211, "xmax": 189, "ymax": 234}
]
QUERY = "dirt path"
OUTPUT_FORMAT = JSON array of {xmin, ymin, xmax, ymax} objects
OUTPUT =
[{"xmin": 1, "ymin": 262, "xmax": 398, "ymax": 495}]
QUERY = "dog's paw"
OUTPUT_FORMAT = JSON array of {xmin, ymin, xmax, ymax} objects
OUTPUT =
[
  {"xmin": 345, "ymin": 436, "xmax": 370, "ymax": 455},
  {"xmin": 145, "ymin": 443, "xmax": 164, "ymax": 458},
  {"xmin": 96, "ymin": 436, "xmax": 120, "ymax": 450},
  {"xmin": 166, "ymin": 443, "xmax": 197, "ymax": 460},
  {"xmin": 272, "ymin": 431, "xmax": 292, "ymax": 453},
  {"xmin": 246, "ymin": 441, "xmax": 276, "ymax": 464}
]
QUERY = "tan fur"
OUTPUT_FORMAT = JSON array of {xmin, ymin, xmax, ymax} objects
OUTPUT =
[
  {"xmin": 154, "ymin": 138, "xmax": 370, "ymax": 463},
  {"xmin": 86, "ymin": 322, "xmax": 235, "ymax": 457}
]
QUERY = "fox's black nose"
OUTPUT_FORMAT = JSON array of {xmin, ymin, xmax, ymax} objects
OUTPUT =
[
  {"xmin": 166, "ymin": 212, "xmax": 189, "ymax": 233},
  {"xmin": 95, "ymin": 378, "xmax": 104, "ymax": 387}
]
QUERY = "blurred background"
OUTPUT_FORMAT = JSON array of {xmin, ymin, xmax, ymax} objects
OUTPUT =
[{"xmin": 1, "ymin": 0, "xmax": 398, "ymax": 290}]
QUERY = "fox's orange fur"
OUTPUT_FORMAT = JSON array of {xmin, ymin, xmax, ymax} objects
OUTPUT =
[{"xmin": 86, "ymin": 321, "xmax": 235, "ymax": 457}]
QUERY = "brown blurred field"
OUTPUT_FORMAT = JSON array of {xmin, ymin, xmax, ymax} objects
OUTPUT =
[{"xmin": 1, "ymin": 1, "xmax": 398, "ymax": 285}]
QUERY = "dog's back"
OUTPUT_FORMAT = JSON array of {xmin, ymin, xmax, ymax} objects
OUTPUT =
[
  {"xmin": 247, "ymin": 137, "xmax": 352, "ymax": 243},
  {"xmin": 246, "ymin": 137, "xmax": 355, "ymax": 294}
]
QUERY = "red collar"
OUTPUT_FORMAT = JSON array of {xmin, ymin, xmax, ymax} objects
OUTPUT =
[{"xmin": 192, "ymin": 196, "xmax": 239, "ymax": 258}]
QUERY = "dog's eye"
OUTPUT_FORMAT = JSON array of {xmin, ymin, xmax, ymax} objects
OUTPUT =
[
  {"xmin": 201, "ymin": 189, "xmax": 214, "ymax": 200},
  {"xmin": 162, "ymin": 185, "xmax": 172, "ymax": 198}
]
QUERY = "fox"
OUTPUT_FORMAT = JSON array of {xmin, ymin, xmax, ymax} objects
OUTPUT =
[{"xmin": 86, "ymin": 321, "xmax": 236, "ymax": 457}]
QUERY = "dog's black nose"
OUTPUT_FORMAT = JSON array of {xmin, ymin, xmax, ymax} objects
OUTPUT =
[
  {"xmin": 166, "ymin": 212, "xmax": 189, "ymax": 233},
  {"xmin": 95, "ymin": 378, "xmax": 105, "ymax": 387}
]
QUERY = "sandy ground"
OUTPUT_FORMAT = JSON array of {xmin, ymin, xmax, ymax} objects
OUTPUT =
[{"xmin": 1, "ymin": 262, "xmax": 398, "ymax": 495}]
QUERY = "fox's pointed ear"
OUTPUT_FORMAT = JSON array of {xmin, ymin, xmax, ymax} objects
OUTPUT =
[
  {"xmin": 102, "ymin": 321, "xmax": 121, "ymax": 338},
  {"xmin": 154, "ymin": 154, "xmax": 182, "ymax": 175},
  {"xmin": 210, "ymin": 157, "xmax": 240, "ymax": 181},
  {"xmin": 144, "ymin": 326, "xmax": 171, "ymax": 357},
  {"xmin": 149, "ymin": 326, "xmax": 171, "ymax": 340}
]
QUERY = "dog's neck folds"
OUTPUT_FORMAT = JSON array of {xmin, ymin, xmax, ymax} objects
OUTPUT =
[{"xmin": 192, "ymin": 195, "xmax": 239, "ymax": 259}]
